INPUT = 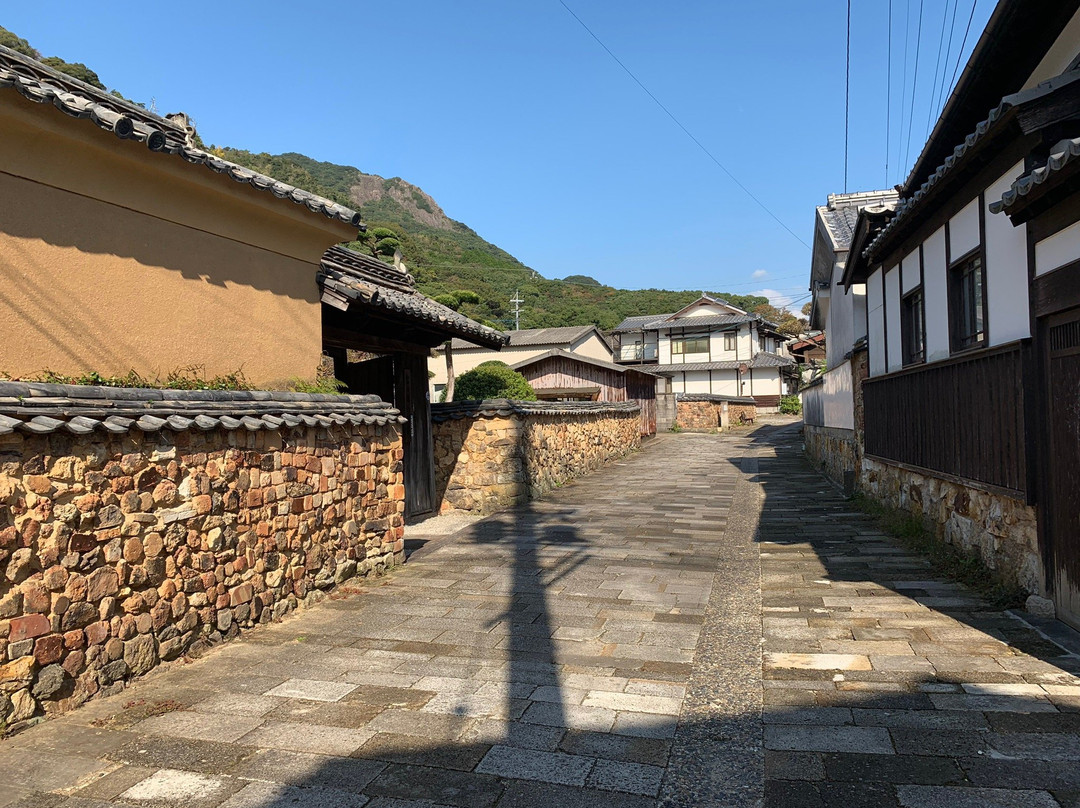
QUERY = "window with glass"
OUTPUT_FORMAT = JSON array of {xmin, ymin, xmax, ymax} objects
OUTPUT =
[
  {"xmin": 901, "ymin": 287, "xmax": 925, "ymax": 365},
  {"xmin": 949, "ymin": 253, "xmax": 986, "ymax": 352},
  {"xmin": 671, "ymin": 334, "xmax": 710, "ymax": 355},
  {"xmin": 724, "ymin": 332, "xmax": 736, "ymax": 351}
]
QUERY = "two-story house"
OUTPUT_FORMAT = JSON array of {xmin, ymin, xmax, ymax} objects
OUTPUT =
[{"xmin": 611, "ymin": 295, "xmax": 796, "ymax": 410}]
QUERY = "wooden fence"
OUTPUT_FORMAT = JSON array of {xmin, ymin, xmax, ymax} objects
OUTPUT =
[{"xmin": 862, "ymin": 341, "xmax": 1028, "ymax": 496}]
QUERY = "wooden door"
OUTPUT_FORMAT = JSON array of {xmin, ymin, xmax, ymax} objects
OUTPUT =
[
  {"xmin": 1044, "ymin": 306, "xmax": 1080, "ymax": 628},
  {"xmin": 396, "ymin": 352, "xmax": 436, "ymax": 517}
]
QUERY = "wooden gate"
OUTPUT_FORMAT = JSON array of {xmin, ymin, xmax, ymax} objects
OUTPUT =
[
  {"xmin": 396, "ymin": 353, "xmax": 436, "ymax": 517},
  {"xmin": 1044, "ymin": 306, "xmax": 1080, "ymax": 628}
]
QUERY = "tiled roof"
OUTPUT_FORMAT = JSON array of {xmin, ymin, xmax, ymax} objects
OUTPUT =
[
  {"xmin": 676, "ymin": 393, "xmax": 757, "ymax": 404},
  {"xmin": 431, "ymin": 399, "xmax": 639, "ymax": 422},
  {"xmin": 0, "ymin": 383, "xmax": 404, "ymax": 436},
  {"xmin": 651, "ymin": 352, "xmax": 794, "ymax": 374},
  {"xmin": 0, "ymin": 45, "xmax": 361, "ymax": 227},
  {"xmin": 319, "ymin": 247, "xmax": 508, "ymax": 349},
  {"xmin": 818, "ymin": 206, "xmax": 861, "ymax": 251},
  {"xmin": 991, "ymin": 137, "xmax": 1080, "ymax": 214},
  {"xmin": 613, "ymin": 313, "xmax": 757, "ymax": 332},
  {"xmin": 509, "ymin": 348, "xmax": 658, "ymax": 376},
  {"xmin": 863, "ymin": 70, "xmax": 1080, "ymax": 263},
  {"xmin": 446, "ymin": 324, "xmax": 602, "ymax": 352}
]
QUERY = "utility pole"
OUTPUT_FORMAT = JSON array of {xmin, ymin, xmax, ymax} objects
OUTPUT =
[{"xmin": 510, "ymin": 290, "xmax": 524, "ymax": 331}]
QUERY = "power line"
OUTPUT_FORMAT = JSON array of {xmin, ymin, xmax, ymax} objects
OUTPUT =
[
  {"xmin": 947, "ymin": 0, "xmax": 980, "ymax": 97},
  {"xmin": 845, "ymin": 0, "xmax": 851, "ymax": 193},
  {"xmin": 556, "ymin": 0, "xmax": 810, "ymax": 250},
  {"xmin": 902, "ymin": 0, "xmax": 925, "ymax": 177},
  {"xmin": 896, "ymin": 0, "xmax": 911, "ymax": 185},
  {"xmin": 923, "ymin": 0, "xmax": 952, "ymax": 143},
  {"xmin": 886, "ymin": 0, "xmax": 892, "ymax": 187}
]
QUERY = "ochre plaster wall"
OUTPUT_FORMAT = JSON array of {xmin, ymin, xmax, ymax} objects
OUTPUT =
[{"xmin": 0, "ymin": 100, "xmax": 356, "ymax": 386}]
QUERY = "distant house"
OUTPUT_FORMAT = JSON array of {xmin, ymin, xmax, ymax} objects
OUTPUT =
[
  {"xmin": 811, "ymin": 0, "xmax": 1080, "ymax": 626},
  {"xmin": 428, "ymin": 324, "xmax": 612, "ymax": 398},
  {"xmin": 611, "ymin": 295, "xmax": 797, "ymax": 411},
  {"xmin": 787, "ymin": 332, "xmax": 827, "ymax": 368},
  {"xmin": 508, "ymin": 349, "xmax": 659, "ymax": 435},
  {"xmin": 0, "ymin": 45, "xmax": 501, "ymax": 518}
]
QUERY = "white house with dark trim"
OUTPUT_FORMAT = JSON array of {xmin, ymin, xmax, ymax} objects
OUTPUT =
[{"xmin": 611, "ymin": 295, "xmax": 797, "ymax": 410}]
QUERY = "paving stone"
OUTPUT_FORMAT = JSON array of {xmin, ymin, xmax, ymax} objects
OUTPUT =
[
  {"xmin": 581, "ymin": 690, "xmax": 682, "ymax": 715},
  {"xmin": 219, "ymin": 781, "xmax": 368, "ymax": 808},
  {"xmin": 366, "ymin": 708, "xmax": 473, "ymax": 740},
  {"xmin": 496, "ymin": 781, "xmax": 657, "ymax": 808},
  {"xmin": 520, "ymin": 701, "xmax": 617, "ymax": 732},
  {"xmin": 896, "ymin": 784, "xmax": 1062, "ymax": 807},
  {"xmin": 764, "ymin": 750, "xmax": 825, "ymax": 781},
  {"xmin": 189, "ymin": 693, "xmax": 280, "ymax": 718},
  {"xmin": 585, "ymin": 757, "xmax": 664, "ymax": 796},
  {"xmin": 119, "ymin": 769, "xmax": 234, "ymax": 807},
  {"xmin": 105, "ymin": 736, "xmax": 255, "ymax": 775},
  {"xmin": 354, "ymin": 732, "xmax": 490, "ymax": 771},
  {"xmin": 559, "ymin": 728, "xmax": 671, "ymax": 766},
  {"xmin": 475, "ymin": 744, "xmax": 595, "ymax": 785},
  {"xmin": 263, "ymin": 679, "xmax": 358, "ymax": 703},
  {"xmin": 0, "ymin": 749, "xmax": 112, "ymax": 794},
  {"xmin": 764, "ymin": 653, "xmax": 872, "ymax": 671},
  {"xmin": 764, "ymin": 725, "xmax": 895, "ymax": 754},
  {"xmin": 230, "ymin": 748, "xmax": 386, "ymax": 792},
  {"xmin": 131, "ymin": 711, "xmax": 263, "ymax": 743},
  {"xmin": 361, "ymin": 763, "xmax": 505, "ymax": 808},
  {"xmin": 236, "ymin": 720, "xmax": 373, "ymax": 756}
]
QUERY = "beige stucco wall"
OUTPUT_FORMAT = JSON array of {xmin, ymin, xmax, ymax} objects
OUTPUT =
[{"xmin": 0, "ymin": 97, "xmax": 356, "ymax": 387}]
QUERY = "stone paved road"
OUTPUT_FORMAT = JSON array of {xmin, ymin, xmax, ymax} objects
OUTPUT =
[{"xmin": 2, "ymin": 425, "xmax": 1080, "ymax": 807}]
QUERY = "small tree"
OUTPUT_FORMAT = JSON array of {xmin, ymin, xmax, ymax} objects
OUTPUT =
[
  {"xmin": 356, "ymin": 226, "xmax": 401, "ymax": 258},
  {"xmin": 452, "ymin": 361, "xmax": 537, "ymax": 402}
]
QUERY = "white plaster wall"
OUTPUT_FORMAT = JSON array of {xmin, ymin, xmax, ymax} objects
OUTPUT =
[
  {"xmin": 868, "ymin": 269, "xmax": 886, "ymax": 376},
  {"xmin": 569, "ymin": 332, "xmax": 615, "ymax": 361},
  {"xmin": 1036, "ymin": 219, "xmax": 1080, "ymax": 277},
  {"xmin": 885, "ymin": 265, "xmax": 902, "ymax": 372},
  {"xmin": 712, "ymin": 373, "xmax": 740, "ymax": 395},
  {"xmin": 923, "ymin": 226, "xmax": 950, "ymax": 362},
  {"xmin": 826, "ymin": 274, "xmax": 856, "ymax": 367},
  {"xmin": 737, "ymin": 324, "xmax": 753, "ymax": 361},
  {"xmin": 984, "ymin": 163, "xmax": 1031, "ymax": 346},
  {"xmin": 819, "ymin": 360, "xmax": 854, "ymax": 431},
  {"xmin": 901, "ymin": 248, "xmax": 921, "ymax": 295},
  {"xmin": 950, "ymin": 198, "xmax": 981, "ymax": 258},
  {"xmin": 658, "ymin": 332, "xmax": 672, "ymax": 364},
  {"xmin": 852, "ymin": 283, "xmax": 868, "ymax": 345},
  {"xmin": 749, "ymin": 370, "xmax": 782, "ymax": 397}
]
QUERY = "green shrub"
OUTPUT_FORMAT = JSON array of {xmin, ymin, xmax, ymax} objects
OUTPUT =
[
  {"xmin": 779, "ymin": 395, "xmax": 802, "ymax": 415},
  {"xmin": 452, "ymin": 361, "xmax": 537, "ymax": 401}
]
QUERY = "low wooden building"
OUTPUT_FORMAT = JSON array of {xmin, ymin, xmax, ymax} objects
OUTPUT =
[{"xmin": 509, "ymin": 349, "xmax": 658, "ymax": 436}]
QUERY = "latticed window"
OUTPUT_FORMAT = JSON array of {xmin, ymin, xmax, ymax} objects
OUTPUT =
[
  {"xmin": 724, "ymin": 332, "xmax": 736, "ymax": 351},
  {"xmin": 949, "ymin": 253, "xmax": 985, "ymax": 352},
  {"xmin": 902, "ymin": 288, "xmax": 925, "ymax": 365}
]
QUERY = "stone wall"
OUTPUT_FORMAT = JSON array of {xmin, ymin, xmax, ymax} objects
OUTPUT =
[
  {"xmin": 804, "ymin": 424, "xmax": 858, "ymax": 492},
  {"xmin": 674, "ymin": 395, "xmax": 756, "ymax": 431},
  {"xmin": 861, "ymin": 458, "xmax": 1041, "ymax": 595},
  {"xmin": 0, "ymin": 386, "xmax": 405, "ymax": 727},
  {"xmin": 432, "ymin": 400, "xmax": 640, "ymax": 514}
]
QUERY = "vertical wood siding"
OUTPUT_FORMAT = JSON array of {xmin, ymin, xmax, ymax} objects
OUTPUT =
[{"xmin": 520, "ymin": 357, "xmax": 656, "ymax": 435}]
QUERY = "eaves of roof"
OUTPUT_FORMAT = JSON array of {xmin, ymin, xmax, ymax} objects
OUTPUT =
[
  {"xmin": 509, "ymin": 348, "xmax": 658, "ymax": 377},
  {"xmin": 651, "ymin": 353, "xmax": 794, "ymax": 375},
  {"xmin": 0, "ymin": 383, "xmax": 404, "ymax": 436},
  {"xmin": 991, "ymin": 136, "xmax": 1080, "ymax": 221},
  {"xmin": 431, "ymin": 399, "xmax": 639, "ymax": 422},
  {"xmin": 318, "ymin": 248, "xmax": 508, "ymax": 350},
  {"xmin": 0, "ymin": 45, "xmax": 361, "ymax": 228}
]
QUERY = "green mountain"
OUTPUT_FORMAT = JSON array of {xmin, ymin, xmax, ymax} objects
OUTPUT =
[{"xmin": 212, "ymin": 149, "xmax": 769, "ymax": 331}]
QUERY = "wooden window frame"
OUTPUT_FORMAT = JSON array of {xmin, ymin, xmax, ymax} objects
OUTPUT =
[
  {"xmin": 723, "ymin": 331, "xmax": 736, "ymax": 351},
  {"xmin": 671, "ymin": 334, "xmax": 710, "ymax": 355},
  {"xmin": 901, "ymin": 286, "xmax": 926, "ymax": 366},
  {"xmin": 948, "ymin": 248, "xmax": 988, "ymax": 354}
]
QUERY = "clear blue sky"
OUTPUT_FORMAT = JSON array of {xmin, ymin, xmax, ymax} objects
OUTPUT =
[{"xmin": 5, "ymin": 1, "xmax": 993, "ymax": 310}]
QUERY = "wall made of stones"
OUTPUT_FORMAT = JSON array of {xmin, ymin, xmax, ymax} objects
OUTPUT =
[
  {"xmin": 804, "ymin": 425, "xmax": 858, "ymax": 490},
  {"xmin": 861, "ymin": 458, "xmax": 1041, "ymax": 595},
  {"xmin": 434, "ymin": 411, "xmax": 640, "ymax": 514},
  {"xmin": 0, "ymin": 422, "xmax": 404, "ymax": 726},
  {"xmin": 675, "ymin": 401, "xmax": 719, "ymax": 431},
  {"xmin": 729, "ymin": 404, "xmax": 756, "ymax": 424}
]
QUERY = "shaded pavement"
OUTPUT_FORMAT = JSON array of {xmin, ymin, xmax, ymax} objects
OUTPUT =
[{"xmin": 2, "ymin": 424, "xmax": 1080, "ymax": 807}]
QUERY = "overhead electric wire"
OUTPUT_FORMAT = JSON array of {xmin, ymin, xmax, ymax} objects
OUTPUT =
[
  {"xmin": 557, "ymin": 0, "xmax": 810, "ymax": 250},
  {"xmin": 896, "ymin": 0, "xmax": 911, "ymax": 185},
  {"xmin": 947, "ymin": 0, "xmax": 980, "ymax": 96},
  {"xmin": 886, "ymin": 0, "xmax": 892, "ymax": 187},
  {"xmin": 902, "ymin": 0, "xmax": 925, "ymax": 177},
  {"xmin": 845, "ymin": 0, "xmax": 851, "ymax": 193},
  {"xmin": 923, "ymin": 0, "xmax": 953, "ymax": 142},
  {"xmin": 928, "ymin": 0, "xmax": 960, "ymax": 139}
]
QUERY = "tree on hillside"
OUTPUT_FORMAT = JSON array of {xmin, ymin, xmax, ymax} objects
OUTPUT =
[
  {"xmin": 753, "ymin": 303, "xmax": 808, "ymax": 337},
  {"xmin": 0, "ymin": 26, "xmax": 38, "ymax": 57},
  {"xmin": 40, "ymin": 57, "xmax": 105, "ymax": 89},
  {"xmin": 356, "ymin": 226, "xmax": 401, "ymax": 259},
  {"xmin": 802, "ymin": 301, "xmax": 813, "ymax": 317},
  {"xmin": 432, "ymin": 289, "xmax": 484, "ymax": 403}
]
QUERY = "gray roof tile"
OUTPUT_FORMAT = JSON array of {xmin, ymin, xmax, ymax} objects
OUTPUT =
[
  {"xmin": 509, "ymin": 348, "xmax": 658, "ymax": 376},
  {"xmin": 651, "ymin": 352, "xmax": 794, "ymax": 374},
  {"xmin": 0, "ymin": 45, "xmax": 361, "ymax": 227},
  {"xmin": 992, "ymin": 136, "xmax": 1080, "ymax": 214},
  {"xmin": 319, "ymin": 247, "xmax": 507, "ymax": 349},
  {"xmin": 0, "ymin": 382, "xmax": 404, "ymax": 436}
]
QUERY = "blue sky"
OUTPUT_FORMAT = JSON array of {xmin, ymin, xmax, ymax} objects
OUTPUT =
[{"xmin": 5, "ymin": 1, "xmax": 993, "ymax": 310}]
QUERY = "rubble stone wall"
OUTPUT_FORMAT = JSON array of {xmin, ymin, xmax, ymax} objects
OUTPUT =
[
  {"xmin": 433, "ymin": 405, "xmax": 640, "ymax": 514},
  {"xmin": 861, "ymin": 458, "xmax": 1041, "ymax": 595},
  {"xmin": 804, "ymin": 425, "xmax": 858, "ymax": 490},
  {"xmin": 675, "ymin": 399, "xmax": 756, "ymax": 431},
  {"xmin": 0, "ymin": 422, "xmax": 404, "ymax": 725}
]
